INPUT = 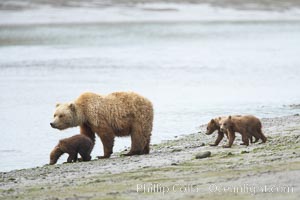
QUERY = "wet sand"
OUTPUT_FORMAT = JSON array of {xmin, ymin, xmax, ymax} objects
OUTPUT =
[{"xmin": 0, "ymin": 115, "xmax": 299, "ymax": 200}]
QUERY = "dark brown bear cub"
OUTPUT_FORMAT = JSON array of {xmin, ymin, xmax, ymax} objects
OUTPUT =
[{"xmin": 49, "ymin": 134, "xmax": 94, "ymax": 165}]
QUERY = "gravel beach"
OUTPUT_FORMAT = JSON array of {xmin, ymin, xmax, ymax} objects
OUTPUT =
[{"xmin": 1, "ymin": 114, "xmax": 299, "ymax": 200}]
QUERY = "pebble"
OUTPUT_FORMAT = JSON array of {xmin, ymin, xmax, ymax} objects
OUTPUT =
[
  {"xmin": 199, "ymin": 142, "xmax": 205, "ymax": 147},
  {"xmin": 195, "ymin": 151, "xmax": 211, "ymax": 159},
  {"xmin": 241, "ymin": 150, "xmax": 250, "ymax": 154},
  {"xmin": 171, "ymin": 148, "xmax": 182, "ymax": 153}
]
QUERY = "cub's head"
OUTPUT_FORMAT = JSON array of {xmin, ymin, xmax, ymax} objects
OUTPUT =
[
  {"xmin": 50, "ymin": 103, "xmax": 77, "ymax": 130},
  {"xmin": 49, "ymin": 146, "xmax": 64, "ymax": 165},
  {"xmin": 220, "ymin": 116, "xmax": 233, "ymax": 132},
  {"xmin": 206, "ymin": 118, "xmax": 220, "ymax": 135}
]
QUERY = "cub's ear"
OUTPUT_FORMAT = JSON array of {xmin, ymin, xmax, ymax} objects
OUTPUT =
[
  {"xmin": 69, "ymin": 103, "xmax": 76, "ymax": 112},
  {"xmin": 56, "ymin": 103, "xmax": 61, "ymax": 108},
  {"xmin": 218, "ymin": 117, "xmax": 221, "ymax": 120},
  {"xmin": 210, "ymin": 119, "xmax": 215, "ymax": 123},
  {"xmin": 228, "ymin": 115, "xmax": 232, "ymax": 120}
]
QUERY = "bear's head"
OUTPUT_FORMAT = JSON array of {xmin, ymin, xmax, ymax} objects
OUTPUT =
[
  {"xmin": 206, "ymin": 118, "xmax": 220, "ymax": 135},
  {"xmin": 220, "ymin": 116, "xmax": 233, "ymax": 132},
  {"xmin": 50, "ymin": 103, "xmax": 78, "ymax": 130}
]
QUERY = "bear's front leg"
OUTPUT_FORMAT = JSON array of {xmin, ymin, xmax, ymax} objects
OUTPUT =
[
  {"xmin": 223, "ymin": 130, "xmax": 235, "ymax": 148},
  {"xmin": 97, "ymin": 132, "xmax": 114, "ymax": 159},
  {"xmin": 210, "ymin": 131, "xmax": 224, "ymax": 146},
  {"xmin": 80, "ymin": 123, "xmax": 96, "ymax": 142}
]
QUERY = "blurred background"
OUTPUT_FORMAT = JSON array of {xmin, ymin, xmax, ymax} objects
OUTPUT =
[{"xmin": 1, "ymin": 0, "xmax": 300, "ymax": 171}]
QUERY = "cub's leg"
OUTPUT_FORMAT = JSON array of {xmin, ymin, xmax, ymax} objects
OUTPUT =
[
  {"xmin": 210, "ymin": 131, "xmax": 224, "ymax": 146},
  {"xmin": 223, "ymin": 130, "xmax": 235, "ymax": 148}
]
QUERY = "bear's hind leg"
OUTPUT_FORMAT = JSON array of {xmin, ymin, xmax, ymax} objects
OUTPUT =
[
  {"xmin": 240, "ymin": 133, "xmax": 249, "ymax": 146},
  {"xmin": 257, "ymin": 128, "xmax": 267, "ymax": 143},
  {"xmin": 142, "ymin": 135, "xmax": 151, "ymax": 154},
  {"xmin": 124, "ymin": 124, "xmax": 145, "ymax": 156},
  {"xmin": 79, "ymin": 152, "xmax": 91, "ymax": 161},
  {"xmin": 141, "ymin": 126, "xmax": 152, "ymax": 154},
  {"xmin": 66, "ymin": 152, "xmax": 77, "ymax": 163}
]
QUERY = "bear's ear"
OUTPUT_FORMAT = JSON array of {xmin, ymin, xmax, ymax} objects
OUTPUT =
[
  {"xmin": 228, "ymin": 115, "xmax": 232, "ymax": 120},
  {"xmin": 218, "ymin": 117, "xmax": 221, "ymax": 120},
  {"xmin": 210, "ymin": 119, "xmax": 215, "ymax": 123},
  {"xmin": 69, "ymin": 103, "xmax": 76, "ymax": 112},
  {"xmin": 56, "ymin": 103, "xmax": 61, "ymax": 108}
]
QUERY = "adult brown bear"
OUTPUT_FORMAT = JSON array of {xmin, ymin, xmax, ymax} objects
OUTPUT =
[{"xmin": 50, "ymin": 92, "xmax": 154, "ymax": 158}]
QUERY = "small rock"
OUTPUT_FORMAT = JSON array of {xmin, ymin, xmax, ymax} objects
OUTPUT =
[
  {"xmin": 195, "ymin": 151, "xmax": 211, "ymax": 159},
  {"xmin": 241, "ymin": 150, "xmax": 250, "ymax": 154},
  {"xmin": 171, "ymin": 163, "xmax": 178, "ymax": 166},
  {"xmin": 171, "ymin": 148, "xmax": 182, "ymax": 153},
  {"xmin": 294, "ymin": 114, "xmax": 300, "ymax": 116},
  {"xmin": 199, "ymin": 142, "xmax": 205, "ymax": 147}
]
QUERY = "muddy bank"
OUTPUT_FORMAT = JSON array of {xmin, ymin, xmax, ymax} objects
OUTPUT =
[{"xmin": 0, "ymin": 114, "xmax": 299, "ymax": 199}]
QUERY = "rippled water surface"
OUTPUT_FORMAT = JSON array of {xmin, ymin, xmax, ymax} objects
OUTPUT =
[{"xmin": 1, "ymin": 19, "xmax": 300, "ymax": 171}]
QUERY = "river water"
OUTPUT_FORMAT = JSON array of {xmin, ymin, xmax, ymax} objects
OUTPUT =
[{"xmin": 1, "ymin": 4, "xmax": 300, "ymax": 171}]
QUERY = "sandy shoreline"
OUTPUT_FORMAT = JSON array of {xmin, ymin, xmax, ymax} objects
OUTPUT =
[{"xmin": 0, "ymin": 114, "xmax": 299, "ymax": 199}]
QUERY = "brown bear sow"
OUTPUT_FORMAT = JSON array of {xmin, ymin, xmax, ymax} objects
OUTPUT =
[
  {"xmin": 49, "ymin": 134, "xmax": 94, "ymax": 165},
  {"xmin": 219, "ymin": 115, "xmax": 267, "ymax": 148},
  {"xmin": 50, "ymin": 92, "xmax": 153, "ymax": 158}
]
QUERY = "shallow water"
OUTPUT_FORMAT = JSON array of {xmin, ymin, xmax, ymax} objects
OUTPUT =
[{"xmin": 1, "ymin": 17, "xmax": 300, "ymax": 171}]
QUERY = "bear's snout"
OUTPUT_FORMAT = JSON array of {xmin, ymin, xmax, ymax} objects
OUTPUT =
[{"xmin": 50, "ymin": 122, "xmax": 55, "ymax": 128}]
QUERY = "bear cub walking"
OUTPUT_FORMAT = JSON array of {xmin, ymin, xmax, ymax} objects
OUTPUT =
[
  {"xmin": 219, "ymin": 115, "xmax": 267, "ymax": 148},
  {"xmin": 49, "ymin": 134, "xmax": 94, "ymax": 165}
]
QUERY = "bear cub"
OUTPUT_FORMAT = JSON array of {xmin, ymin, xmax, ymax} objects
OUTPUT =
[
  {"xmin": 219, "ymin": 115, "xmax": 267, "ymax": 148},
  {"xmin": 49, "ymin": 134, "xmax": 94, "ymax": 165}
]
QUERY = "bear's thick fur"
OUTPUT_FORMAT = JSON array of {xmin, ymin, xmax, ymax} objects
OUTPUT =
[
  {"xmin": 50, "ymin": 92, "xmax": 153, "ymax": 158},
  {"xmin": 219, "ymin": 115, "xmax": 267, "ymax": 148},
  {"xmin": 49, "ymin": 134, "xmax": 94, "ymax": 165}
]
